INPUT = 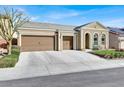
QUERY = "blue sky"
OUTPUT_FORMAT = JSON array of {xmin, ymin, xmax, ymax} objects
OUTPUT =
[{"xmin": 1, "ymin": 5, "xmax": 124, "ymax": 27}]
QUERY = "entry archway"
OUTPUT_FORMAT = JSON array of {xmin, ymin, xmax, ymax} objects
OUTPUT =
[{"xmin": 85, "ymin": 33, "xmax": 90, "ymax": 49}]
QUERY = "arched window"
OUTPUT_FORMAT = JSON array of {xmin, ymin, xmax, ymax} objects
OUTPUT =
[
  {"xmin": 94, "ymin": 33, "xmax": 98, "ymax": 45},
  {"xmin": 101, "ymin": 34, "xmax": 106, "ymax": 44}
]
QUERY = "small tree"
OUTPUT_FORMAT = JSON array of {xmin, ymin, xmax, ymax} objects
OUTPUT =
[{"xmin": 0, "ymin": 7, "xmax": 29, "ymax": 55}]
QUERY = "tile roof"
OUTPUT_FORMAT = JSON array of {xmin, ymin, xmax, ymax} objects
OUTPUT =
[
  {"xmin": 19, "ymin": 21, "xmax": 76, "ymax": 32},
  {"xmin": 19, "ymin": 21, "xmax": 124, "ymax": 36},
  {"xmin": 107, "ymin": 27, "xmax": 124, "ymax": 36}
]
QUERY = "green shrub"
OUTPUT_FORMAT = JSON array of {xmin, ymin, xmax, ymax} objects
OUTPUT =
[
  {"xmin": 0, "ymin": 48, "xmax": 20, "ymax": 68},
  {"xmin": 93, "ymin": 50, "xmax": 124, "ymax": 59}
]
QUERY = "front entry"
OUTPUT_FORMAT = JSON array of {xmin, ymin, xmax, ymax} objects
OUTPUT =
[{"xmin": 85, "ymin": 33, "xmax": 90, "ymax": 49}]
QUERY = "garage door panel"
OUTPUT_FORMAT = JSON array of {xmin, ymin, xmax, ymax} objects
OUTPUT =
[
  {"xmin": 21, "ymin": 35, "xmax": 55, "ymax": 52},
  {"xmin": 21, "ymin": 46, "xmax": 54, "ymax": 51}
]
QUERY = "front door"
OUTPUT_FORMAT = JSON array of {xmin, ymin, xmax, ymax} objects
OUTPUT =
[{"xmin": 85, "ymin": 33, "xmax": 90, "ymax": 49}]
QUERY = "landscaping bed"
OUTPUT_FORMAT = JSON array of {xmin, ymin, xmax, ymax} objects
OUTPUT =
[
  {"xmin": 91, "ymin": 50, "xmax": 124, "ymax": 59},
  {"xmin": 0, "ymin": 48, "xmax": 20, "ymax": 68}
]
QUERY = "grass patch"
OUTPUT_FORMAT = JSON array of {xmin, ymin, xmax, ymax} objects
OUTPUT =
[
  {"xmin": 94, "ymin": 50, "xmax": 116, "ymax": 55},
  {"xmin": 0, "ymin": 48, "xmax": 20, "ymax": 68},
  {"xmin": 92, "ymin": 50, "xmax": 124, "ymax": 59}
]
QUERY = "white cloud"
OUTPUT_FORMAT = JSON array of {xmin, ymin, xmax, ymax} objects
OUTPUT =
[
  {"xmin": 107, "ymin": 19, "xmax": 124, "ymax": 23},
  {"xmin": 37, "ymin": 6, "xmax": 83, "ymax": 20},
  {"xmin": 7, "ymin": 6, "xmax": 124, "ymax": 27},
  {"xmin": 12, "ymin": 7, "xmax": 39, "ymax": 21},
  {"xmin": 31, "ymin": 16, "xmax": 40, "ymax": 21},
  {"xmin": 46, "ymin": 12, "xmax": 79, "ymax": 19},
  {"xmin": 41, "ymin": 7, "xmax": 97, "ymax": 20},
  {"xmin": 16, "ymin": 8, "xmax": 26, "ymax": 12},
  {"xmin": 45, "ymin": 9, "xmax": 80, "ymax": 20},
  {"xmin": 103, "ymin": 18, "xmax": 124, "ymax": 27}
]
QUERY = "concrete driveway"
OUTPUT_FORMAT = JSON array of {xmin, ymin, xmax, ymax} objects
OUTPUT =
[{"xmin": 0, "ymin": 50, "xmax": 124, "ymax": 81}]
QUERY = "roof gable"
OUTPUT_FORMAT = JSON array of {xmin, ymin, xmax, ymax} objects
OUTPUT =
[{"xmin": 79, "ymin": 21, "xmax": 107, "ymax": 30}]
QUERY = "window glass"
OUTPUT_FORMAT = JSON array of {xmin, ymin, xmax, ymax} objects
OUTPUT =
[
  {"xmin": 102, "ymin": 34, "xmax": 106, "ymax": 44},
  {"xmin": 94, "ymin": 33, "xmax": 98, "ymax": 45}
]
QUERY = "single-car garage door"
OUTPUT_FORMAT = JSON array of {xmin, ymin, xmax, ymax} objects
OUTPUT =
[
  {"xmin": 21, "ymin": 35, "xmax": 55, "ymax": 52},
  {"xmin": 63, "ymin": 36, "xmax": 73, "ymax": 50}
]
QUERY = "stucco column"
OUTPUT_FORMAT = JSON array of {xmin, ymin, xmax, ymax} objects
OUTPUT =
[
  {"xmin": 106, "ymin": 32, "xmax": 109, "ymax": 49},
  {"xmin": 54, "ymin": 32, "xmax": 58, "ymax": 51},
  {"xmin": 98, "ymin": 32, "xmax": 101, "ymax": 49},
  {"xmin": 80, "ymin": 30, "xmax": 84, "ymax": 50},
  {"xmin": 61, "ymin": 34, "xmax": 63, "ymax": 50},
  {"xmin": 58, "ymin": 31, "xmax": 61, "ymax": 51},
  {"xmin": 18, "ymin": 34, "xmax": 21, "ymax": 47},
  {"xmin": 73, "ymin": 32, "xmax": 77, "ymax": 50},
  {"xmin": 90, "ymin": 32, "xmax": 93, "ymax": 49}
]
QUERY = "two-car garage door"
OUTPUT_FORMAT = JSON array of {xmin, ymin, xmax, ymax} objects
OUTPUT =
[
  {"xmin": 21, "ymin": 35, "xmax": 55, "ymax": 52},
  {"xmin": 21, "ymin": 35, "xmax": 73, "ymax": 52}
]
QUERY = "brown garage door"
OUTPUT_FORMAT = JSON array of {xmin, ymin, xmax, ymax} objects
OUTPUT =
[
  {"xmin": 21, "ymin": 35, "xmax": 55, "ymax": 52},
  {"xmin": 63, "ymin": 36, "xmax": 73, "ymax": 50}
]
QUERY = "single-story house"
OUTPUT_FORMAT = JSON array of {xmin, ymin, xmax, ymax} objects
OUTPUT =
[
  {"xmin": 17, "ymin": 21, "xmax": 109, "ymax": 52},
  {"xmin": 0, "ymin": 21, "xmax": 124, "ymax": 52}
]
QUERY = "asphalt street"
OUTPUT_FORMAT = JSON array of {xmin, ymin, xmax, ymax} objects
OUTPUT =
[{"xmin": 0, "ymin": 67, "xmax": 124, "ymax": 87}]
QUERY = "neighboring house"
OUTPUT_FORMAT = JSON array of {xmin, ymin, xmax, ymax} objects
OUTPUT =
[
  {"xmin": 0, "ymin": 32, "xmax": 18, "ymax": 53},
  {"xmin": 108, "ymin": 27, "xmax": 124, "ymax": 50},
  {"xmin": 17, "ymin": 21, "xmax": 109, "ymax": 52},
  {"xmin": 0, "ymin": 36, "xmax": 7, "ymax": 49}
]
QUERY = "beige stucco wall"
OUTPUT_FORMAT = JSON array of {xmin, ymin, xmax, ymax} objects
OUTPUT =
[
  {"xmin": 120, "ymin": 41, "xmax": 124, "ymax": 49},
  {"xmin": 18, "ymin": 29, "xmax": 76, "ymax": 51},
  {"xmin": 58, "ymin": 31, "xmax": 75, "ymax": 50},
  {"xmin": 118, "ymin": 37, "xmax": 124, "ymax": 49},
  {"xmin": 110, "ymin": 34, "xmax": 124, "ymax": 50},
  {"xmin": 81, "ymin": 29, "xmax": 108, "ymax": 49},
  {"xmin": 109, "ymin": 32, "xmax": 119, "ymax": 49},
  {"xmin": 18, "ymin": 29, "xmax": 56, "ymax": 36},
  {"xmin": 17, "ymin": 22, "xmax": 110, "ymax": 51},
  {"xmin": 78, "ymin": 22, "xmax": 109, "ymax": 50}
]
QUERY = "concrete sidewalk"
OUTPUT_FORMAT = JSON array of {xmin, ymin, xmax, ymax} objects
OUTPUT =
[{"xmin": 0, "ymin": 51, "xmax": 124, "ymax": 81}]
